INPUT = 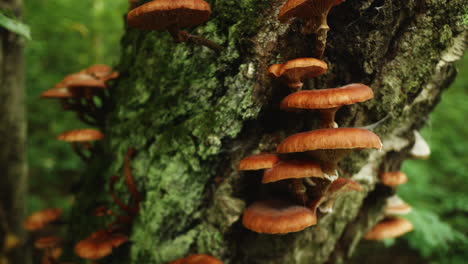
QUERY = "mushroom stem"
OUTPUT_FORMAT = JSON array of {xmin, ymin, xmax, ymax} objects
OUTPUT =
[
  {"xmin": 301, "ymin": 13, "xmax": 330, "ymax": 58},
  {"xmin": 124, "ymin": 148, "xmax": 142, "ymax": 206},
  {"xmin": 168, "ymin": 27, "xmax": 223, "ymax": 52},
  {"xmin": 109, "ymin": 175, "xmax": 139, "ymax": 215},
  {"xmin": 291, "ymin": 179, "xmax": 310, "ymax": 205},
  {"xmin": 319, "ymin": 107, "xmax": 340, "ymax": 128},
  {"xmin": 71, "ymin": 142, "xmax": 91, "ymax": 162}
]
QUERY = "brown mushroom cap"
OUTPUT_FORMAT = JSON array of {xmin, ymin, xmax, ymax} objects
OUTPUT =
[
  {"xmin": 268, "ymin": 58, "xmax": 327, "ymax": 89},
  {"xmin": 262, "ymin": 160, "xmax": 323, "ymax": 183},
  {"xmin": 238, "ymin": 153, "xmax": 280, "ymax": 171},
  {"xmin": 364, "ymin": 217, "xmax": 414, "ymax": 240},
  {"xmin": 127, "ymin": 0, "xmax": 211, "ymax": 30},
  {"xmin": 385, "ymin": 196, "xmax": 412, "ymax": 216},
  {"xmin": 85, "ymin": 64, "xmax": 113, "ymax": 78},
  {"xmin": 242, "ymin": 199, "xmax": 316, "ymax": 234},
  {"xmin": 380, "ymin": 171, "xmax": 408, "ymax": 187},
  {"xmin": 40, "ymin": 88, "xmax": 75, "ymax": 99},
  {"xmin": 24, "ymin": 208, "xmax": 62, "ymax": 231},
  {"xmin": 170, "ymin": 254, "xmax": 223, "ymax": 264},
  {"xmin": 62, "ymin": 73, "xmax": 106, "ymax": 89},
  {"xmin": 34, "ymin": 236, "xmax": 60, "ymax": 249},
  {"xmin": 57, "ymin": 129, "xmax": 104, "ymax": 142},
  {"xmin": 74, "ymin": 230, "xmax": 128, "ymax": 260},
  {"xmin": 280, "ymin": 83, "xmax": 373, "ymax": 110},
  {"xmin": 278, "ymin": 0, "xmax": 344, "ymax": 22},
  {"xmin": 277, "ymin": 128, "xmax": 382, "ymax": 154}
]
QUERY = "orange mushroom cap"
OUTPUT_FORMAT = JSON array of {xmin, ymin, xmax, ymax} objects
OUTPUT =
[
  {"xmin": 364, "ymin": 217, "xmax": 414, "ymax": 240},
  {"xmin": 278, "ymin": 0, "xmax": 345, "ymax": 23},
  {"xmin": 380, "ymin": 171, "xmax": 408, "ymax": 187},
  {"xmin": 24, "ymin": 208, "xmax": 62, "ymax": 231},
  {"xmin": 277, "ymin": 128, "xmax": 382, "ymax": 154},
  {"xmin": 238, "ymin": 153, "xmax": 280, "ymax": 171},
  {"xmin": 262, "ymin": 160, "xmax": 323, "ymax": 183},
  {"xmin": 268, "ymin": 58, "xmax": 327, "ymax": 89},
  {"xmin": 34, "ymin": 236, "xmax": 60, "ymax": 249},
  {"xmin": 74, "ymin": 229, "xmax": 128, "ymax": 260},
  {"xmin": 242, "ymin": 199, "xmax": 317, "ymax": 234},
  {"xmin": 170, "ymin": 254, "xmax": 223, "ymax": 264},
  {"xmin": 127, "ymin": 0, "xmax": 211, "ymax": 30},
  {"xmin": 40, "ymin": 88, "xmax": 75, "ymax": 99},
  {"xmin": 62, "ymin": 73, "xmax": 106, "ymax": 89},
  {"xmin": 385, "ymin": 196, "xmax": 412, "ymax": 216},
  {"xmin": 57, "ymin": 129, "xmax": 104, "ymax": 142},
  {"xmin": 85, "ymin": 64, "xmax": 112, "ymax": 78},
  {"xmin": 280, "ymin": 83, "xmax": 373, "ymax": 110}
]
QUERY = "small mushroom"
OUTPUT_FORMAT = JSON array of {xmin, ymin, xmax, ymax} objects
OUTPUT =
[
  {"xmin": 280, "ymin": 83, "xmax": 374, "ymax": 128},
  {"xmin": 170, "ymin": 254, "xmax": 224, "ymax": 264},
  {"xmin": 238, "ymin": 153, "xmax": 280, "ymax": 171},
  {"xmin": 385, "ymin": 195, "xmax": 412, "ymax": 216},
  {"xmin": 278, "ymin": 0, "xmax": 346, "ymax": 57},
  {"xmin": 127, "ymin": 0, "xmax": 222, "ymax": 52},
  {"xmin": 364, "ymin": 217, "xmax": 413, "ymax": 240},
  {"xmin": 242, "ymin": 199, "xmax": 317, "ymax": 234},
  {"xmin": 74, "ymin": 229, "xmax": 128, "ymax": 260},
  {"xmin": 57, "ymin": 129, "xmax": 104, "ymax": 161},
  {"xmin": 267, "ymin": 58, "xmax": 328, "ymax": 91},
  {"xmin": 310, "ymin": 177, "xmax": 362, "ymax": 213},
  {"xmin": 409, "ymin": 130, "xmax": 431, "ymax": 159},
  {"xmin": 380, "ymin": 171, "xmax": 407, "ymax": 188},
  {"xmin": 276, "ymin": 128, "xmax": 382, "ymax": 180},
  {"xmin": 24, "ymin": 208, "xmax": 62, "ymax": 231}
]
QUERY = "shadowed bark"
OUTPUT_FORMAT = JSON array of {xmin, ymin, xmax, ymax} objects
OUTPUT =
[
  {"xmin": 0, "ymin": 0, "xmax": 28, "ymax": 263},
  {"xmin": 68, "ymin": 0, "xmax": 467, "ymax": 263}
]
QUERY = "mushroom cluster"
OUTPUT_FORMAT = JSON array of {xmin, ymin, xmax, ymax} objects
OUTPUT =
[{"xmin": 40, "ymin": 64, "xmax": 118, "ymax": 127}]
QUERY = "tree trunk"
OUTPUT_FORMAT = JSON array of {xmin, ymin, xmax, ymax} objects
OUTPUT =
[
  {"xmin": 0, "ymin": 0, "xmax": 27, "ymax": 263},
  {"xmin": 70, "ymin": 0, "xmax": 467, "ymax": 263}
]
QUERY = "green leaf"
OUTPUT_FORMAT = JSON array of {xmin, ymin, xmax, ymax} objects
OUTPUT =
[{"xmin": 0, "ymin": 11, "xmax": 31, "ymax": 39}]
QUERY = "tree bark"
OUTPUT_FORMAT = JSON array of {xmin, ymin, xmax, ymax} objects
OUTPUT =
[
  {"xmin": 69, "ymin": 0, "xmax": 467, "ymax": 263},
  {"xmin": 0, "ymin": 0, "xmax": 27, "ymax": 263}
]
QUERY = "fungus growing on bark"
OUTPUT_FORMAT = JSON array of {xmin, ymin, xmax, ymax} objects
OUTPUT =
[
  {"xmin": 242, "ymin": 199, "xmax": 317, "ymax": 234},
  {"xmin": 57, "ymin": 129, "xmax": 104, "ymax": 161},
  {"xmin": 24, "ymin": 208, "xmax": 62, "ymax": 231},
  {"xmin": 170, "ymin": 254, "xmax": 224, "ymax": 264},
  {"xmin": 380, "ymin": 171, "xmax": 407, "ymax": 188},
  {"xmin": 126, "ymin": 0, "xmax": 223, "ymax": 52},
  {"xmin": 278, "ymin": 0, "xmax": 345, "ymax": 57},
  {"xmin": 238, "ymin": 153, "xmax": 280, "ymax": 171},
  {"xmin": 74, "ymin": 229, "xmax": 128, "ymax": 260},
  {"xmin": 410, "ymin": 130, "xmax": 431, "ymax": 159},
  {"xmin": 277, "ymin": 128, "xmax": 382, "ymax": 180},
  {"xmin": 40, "ymin": 88, "xmax": 75, "ymax": 99},
  {"xmin": 280, "ymin": 83, "xmax": 374, "ymax": 128},
  {"xmin": 267, "ymin": 58, "xmax": 328, "ymax": 90},
  {"xmin": 385, "ymin": 195, "xmax": 412, "ymax": 216},
  {"xmin": 364, "ymin": 217, "xmax": 414, "ymax": 240}
]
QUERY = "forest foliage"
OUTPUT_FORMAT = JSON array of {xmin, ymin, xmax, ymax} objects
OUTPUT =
[{"xmin": 23, "ymin": 1, "xmax": 467, "ymax": 263}]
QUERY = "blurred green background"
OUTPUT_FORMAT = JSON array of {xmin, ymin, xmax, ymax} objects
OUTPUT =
[{"xmin": 24, "ymin": 1, "xmax": 467, "ymax": 263}]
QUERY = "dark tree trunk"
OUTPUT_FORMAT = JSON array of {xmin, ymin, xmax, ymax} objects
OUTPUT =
[
  {"xmin": 69, "ymin": 0, "xmax": 467, "ymax": 263},
  {"xmin": 0, "ymin": 0, "xmax": 27, "ymax": 263}
]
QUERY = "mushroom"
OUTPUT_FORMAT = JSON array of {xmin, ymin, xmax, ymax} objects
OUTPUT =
[
  {"xmin": 74, "ymin": 229, "xmax": 128, "ymax": 260},
  {"xmin": 169, "ymin": 254, "xmax": 224, "ymax": 264},
  {"xmin": 280, "ymin": 83, "xmax": 374, "ymax": 128},
  {"xmin": 263, "ymin": 160, "xmax": 324, "ymax": 203},
  {"xmin": 242, "ymin": 199, "xmax": 317, "ymax": 234},
  {"xmin": 364, "ymin": 217, "xmax": 413, "ymax": 240},
  {"xmin": 310, "ymin": 177, "xmax": 362, "ymax": 213},
  {"xmin": 276, "ymin": 128, "xmax": 382, "ymax": 180},
  {"xmin": 24, "ymin": 208, "xmax": 62, "ymax": 231},
  {"xmin": 278, "ymin": 0, "xmax": 346, "ymax": 57},
  {"xmin": 238, "ymin": 153, "xmax": 280, "ymax": 171},
  {"xmin": 409, "ymin": 130, "xmax": 431, "ymax": 159},
  {"xmin": 385, "ymin": 195, "xmax": 412, "ymax": 216},
  {"xmin": 267, "ymin": 58, "xmax": 328, "ymax": 91},
  {"xmin": 57, "ymin": 129, "xmax": 104, "ymax": 161},
  {"xmin": 380, "ymin": 171, "xmax": 407, "ymax": 188},
  {"xmin": 126, "ymin": 0, "xmax": 222, "ymax": 52}
]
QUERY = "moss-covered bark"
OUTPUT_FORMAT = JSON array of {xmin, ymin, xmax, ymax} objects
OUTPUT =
[{"xmin": 69, "ymin": 0, "xmax": 467, "ymax": 263}]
